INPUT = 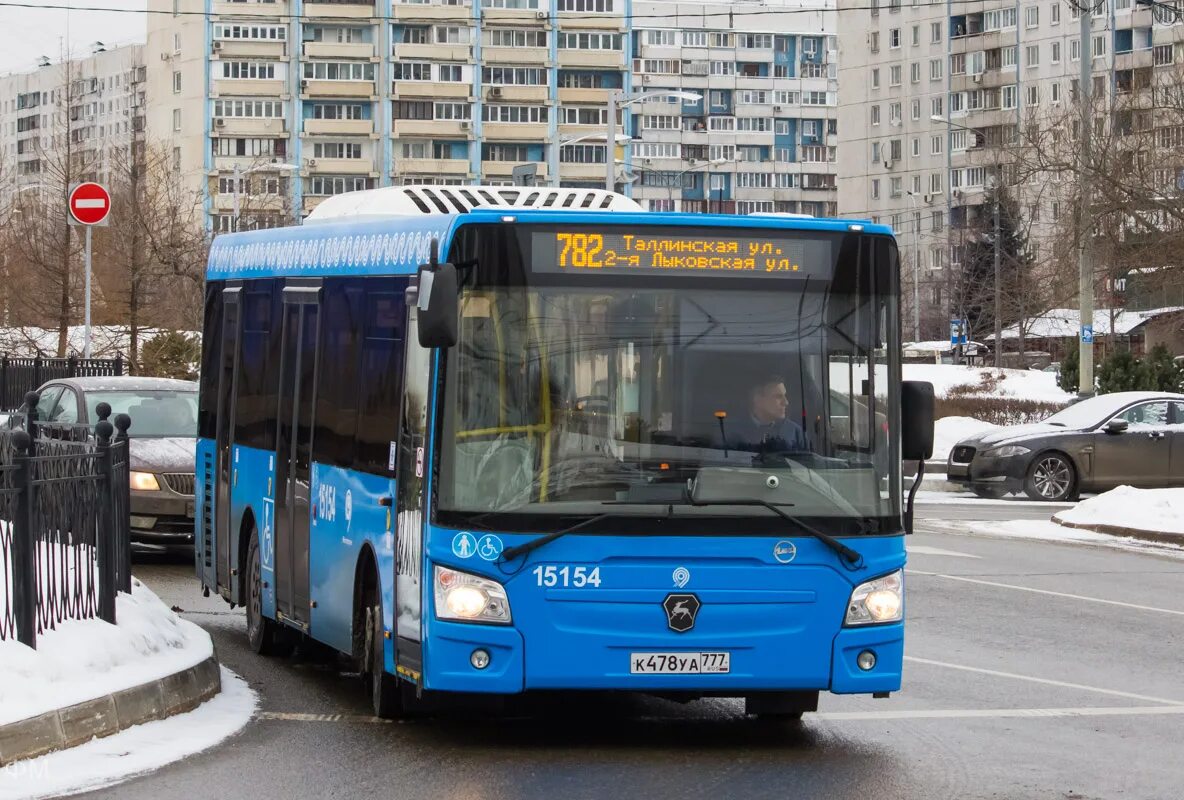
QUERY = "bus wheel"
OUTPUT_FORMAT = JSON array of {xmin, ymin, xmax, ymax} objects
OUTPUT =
[
  {"xmin": 246, "ymin": 530, "xmax": 294, "ymax": 657},
  {"xmin": 367, "ymin": 601, "xmax": 404, "ymax": 719}
]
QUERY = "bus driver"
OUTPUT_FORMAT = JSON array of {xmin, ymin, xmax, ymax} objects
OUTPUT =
[{"xmin": 724, "ymin": 374, "xmax": 810, "ymax": 455}]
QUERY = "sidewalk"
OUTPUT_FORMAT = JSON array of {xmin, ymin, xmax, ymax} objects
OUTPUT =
[{"xmin": 0, "ymin": 578, "xmax": 221, "ymax": 766}]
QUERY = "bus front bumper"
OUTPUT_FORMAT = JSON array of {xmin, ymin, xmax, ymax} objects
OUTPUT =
[{"xmin": 421, "ymin": 620, "xmax": 903, "ymax": 697}]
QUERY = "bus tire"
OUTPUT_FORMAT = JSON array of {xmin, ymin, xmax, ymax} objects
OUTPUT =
[
  {"xmin": 246, "ymin": 530, "xmax": 294, "ymax": 657},
  {"xmin": 368, "ymin": 600, "xmax": 404, "ymax": 719}
]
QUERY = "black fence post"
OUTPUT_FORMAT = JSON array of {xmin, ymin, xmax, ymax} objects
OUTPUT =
[
  {"xmin": 113, "ymin": 412, "xmax": 132, "ymax": 594},
  {"xmin": 11, "ymin": 429, "xmax": 36, "ymax": 649},
  {"xmin": 32, "ymin": 356, "xmax": 42, "ymax": 395},
  {"xmin": 114, "ymin": 354, "xmax": 124, "ymax": 377},
  {"xmin": 24, "ymin": 391, "xmax": 40, "ymax": 441},
  {"xmin": 67, "ymin": 355, "xmax": 78, "ymax": 379},
  {"xmin": 1, "ymin": 355, "xmax": 8, "ymax": 413},
  {"xmin": 95, "ymin": 415, "xmax": 117, "ymax": 625}
]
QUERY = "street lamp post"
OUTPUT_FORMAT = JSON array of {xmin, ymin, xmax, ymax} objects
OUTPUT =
[
  {"xmin": 233, "ymin": 162, "xmax": 298, "ymax": 231},
  {"xmin": 605, "ymin": 90, "xmax": 702, "ymax": 192},
  {"xmin": 905, "ymin": 190, "xmax": 923, "ymax": 344}
]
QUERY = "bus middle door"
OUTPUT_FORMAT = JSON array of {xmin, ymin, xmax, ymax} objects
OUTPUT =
[{"xmin": 274, "ymin": 281, "xmax": 322, "ymax": 628}]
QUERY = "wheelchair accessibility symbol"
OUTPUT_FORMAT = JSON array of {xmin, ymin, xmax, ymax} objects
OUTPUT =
[{"xmin": 477, "ymin": 534, "xmax": 504, "ymax": 562}]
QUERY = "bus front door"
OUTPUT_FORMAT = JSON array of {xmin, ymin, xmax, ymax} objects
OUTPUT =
[
  {"xmin": 214, "ymin": 287, "xmax": 240, "ymax": 600},
  {"xmin": 275, "ymin": 285, "xmax": 321, "ymax": 628}
]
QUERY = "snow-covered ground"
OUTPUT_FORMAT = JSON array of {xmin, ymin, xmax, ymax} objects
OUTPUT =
[
  {"xmin": 0, "ymin": 578, "xmax": 213, "ymax": 726},
  {"xmin": 930, "ymin": 415, "xmax": 999, "ymax": 464},
  {"xmin": 0, "ymin": 667, "xmax": 256, "ymax": 800},
  {"xmin": 902, "ymin": 363, "xmax": 1072, "ymax": 403},
  {"xmin": 0, "ymin": 326, "xmax": 199, "ymax": 361},
  {"xmin": 940, "ymin": 519, "xmax": 1184, "ymax": 561},
  {"xmin": 1053, "ymin": 486, "xmax": 1184, "ymax": 535}
]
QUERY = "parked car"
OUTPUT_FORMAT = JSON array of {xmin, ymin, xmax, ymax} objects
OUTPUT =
[
  {"xmin": 947, "ymin": 391, "xmax": 1184, "ymax": 501},
  {"xmin": 11, "ymin": 377, "xmax": 199, "ymax": 549}
]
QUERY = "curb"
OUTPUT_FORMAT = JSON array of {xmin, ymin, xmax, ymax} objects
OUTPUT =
[
  {"xmin": 0, "ymin": 655, "xmax": 221, "ymax": 767},
  {"xmin": 1051, "ymin": 516, "xmax": 1184, "ymax": 548}
]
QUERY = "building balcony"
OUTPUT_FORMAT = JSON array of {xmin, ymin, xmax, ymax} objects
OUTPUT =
[
  {"xmin": 483, "ymin": 122, "xmax": 548, "ymax": 142},
  {"xmin": 303, "ymin": 2, "xmax": 375, "ymax": 20},
  {"xmin": 558, "ymin": 162, "xmax": 606, "ymax": 180},
  {"xmin": 213, "ymin": 117, "xmax": 288, "ymax": 136},
  {"xmin": 949, "ymin": 29, "xmax": 1005, "ymax": 55},
  {"xmin": 212, "ymin": 78, "xmax": 288, "ymax": 98},
  {"xmin": 558, "ymin": 14, "xmax": 626, "ymax": 31},
  {"xmin": 211, "ymin": 191, "xmax": 289, "ymax": 212},
  {"xmin": 395, "ymin": 158, "xmax": 471, "ymax": 176},
  {"xmin": 394, "ymin": 43, "xmax": 471, "ymax": 62},
  {"xmin": 484, "ymin": 47, "xmax": 549, "ymax": 65},
  {"xmin": 300, "ymin": 79, "xmax": 376, "ymax": 99},
  {"xmin": 392, "ymin": 81, "xmax": 471, "ymax": 99},
  {"xmin": 391, "ymin": 4, "xmax": 469, "ymax": 21},
  {"xmin": 483, "ymin": 8, "xmax": 549, "ymax": 24},
  {"xmin": 212, "ymin": 1, "xmax": 286, "ymax": 15},
  {"xmin": 306, "ymin": 157, "xmax": 375, "ymax": 175},
  {"xmin": 482, "ymin": 161, "xmax": 549, "ymax": 179},
  {"xmin": 213, "ymin": 41, "xmax": 286, "ymax": 59},
  {"xmin": 557, "ymin": 49, "xmax": 624, "ymax": 69},
  {"xmin": 212, "ymin": 155, "xmax": 292, "ymax": 174},
  {"xmin": 484, "ymin": 86, "xmax": 548, "ymax": 103},
  {"xmin": 558, "ymin": 87, "xmax": 610, "ymax": 104},
  {"xmin": 303, "ymin": 118, "xmax": 375, "ymax": 136},
  {"xmin": 1115, "ymin": 49, "xmax": 1154, "ymax": 71},
  {"xmin": 393, "ymin": 120, "xmax": 470, "ymax": 138},
  {"xmin": 735, "ymin": 131, "xmax": 775, "ymax": 146},
  {"xmin": 303, "ymin": 42, "xmax": 376, "ymax": 60}
]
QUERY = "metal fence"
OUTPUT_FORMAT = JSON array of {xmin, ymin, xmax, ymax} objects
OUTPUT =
[
  {"xmin": 0, "ymin": 393, "xmax": 131, "ymax": 648},
  {"xmin": 0, "ymin": 355, "xmax": 124, "ymax": 412}
]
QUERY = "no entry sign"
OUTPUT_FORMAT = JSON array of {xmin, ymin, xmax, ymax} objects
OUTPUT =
[{"xmin": 68, "ymin": 182, "xmax": 111, "ymax": 226}]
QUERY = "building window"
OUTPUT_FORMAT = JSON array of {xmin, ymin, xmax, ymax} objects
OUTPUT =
[
  {"xmin": 890, "ymin": 65, "xmax": 902, "ymax": 85},
  {"xmin": 738, "ymin": 33, "xmax": 774, "ymax": 49},
  {"xmin": 1026, "ymin": 84, "xmax": 1039, "ymax": 106},
  {"xmin": 302, "ymin": 61, "xmax": 375, "ymax": 81},
  {"xmin": 486, "ymin": 29, "xmax": 548, "ymax": 47},
  {"xmin": 435, "ymin": 26, "xmax": 471, "ymax": 44},
  {"xmin": 682, "ymin": 31, "xmax": 708, "ymax": 47},
  {"xmin": 481, "ymin": 0, "xmax": 541, "ymax": 8},
  {"xmin": 912, "ymin": 138, "xmax": 920, "ymax": 157},
  {"xmin": 482, "ymin": 66, "xmax": 546, "ymax": 85},
  {"xmin": 1002, "ymin": 45, "xmax": 1017, "ymax": 68},
  {"xmin": 486, "ymin": 104, "xmax": 550, "ymax": 123},
  {"xmin": 932, "ymin": 96, "xmax": 944, "ymax": 117},
  {"xmin": 929, "ymin": 172, "xmax": 942, "ymax": 193},
  {"xmin": 392, "ymin": 62, "xmax": 431, "ymax": 81},
  {"xmin": 1052, "ymin": 41, "xmax": 1061, "ymax": 64},
  {"xmin": 558, "ymin": 31, "xmax": 621, "ymax": 49},
  {"xmin": 931, "ymin": 210, "xmax": 944, "ymax": 231},
  {"xmin": 931, "ymin": 21, "xmax": 942, "ymax": 42},
  {"xmin": 1154, "ymin": 44, "xmax": 1174, "ymax": 66},
  {"xmin": 559, "ymin": 144, "xmax": 606, "ymax": 163},
  {"xmin": 309, "ymin": 176, "xmax": 373, "ymax": 195},
  {"xmin": 1093, "ymin": 35, "xmax": 1107, "ymax": 59},
  {"xmin": 930, "ymin": 59, "xmax": 943, "ymax": 80},
  {"xmin": 482, "ymin": 143, "xmax": 531, "ymax": 161},
  {"xmin": 931, "ymin": 135, "xmax": 943, "ymax": 154},
  {"xmin": 872, "ymin": 68, "xmax": 880, "ymax": 88},
  {"xmin": 911, "ymin": 25, "xmax": 920, "ymax": 46},
  {"xmin": 889, "ymin": 28, "xmax": 901, "ymax": 48},
  {"xmin": 1051, "ymin": 82, "xmax": 1061, "ymax": 103},
  {"xmin": 910, "ymin": 62, "xmax": 921, "ymax": 83},
  {"xmin": 645, "ymin": 29, "xmax": 676, "ymax": 46},
  {"xmin": 438, "ymin": 64, "xmax": 464, "ymax": 82},
  {"xmin": 173, "ymin": 32, "xmax": 181, "ymax": 53},
  {"xmin": 870, "ymin": 31, "xmax": 880, "ymax": 52},
  {"xmin": 313, "ymin": 141, "xmax": 364, "ymax": 159},
  {"xmin": 172, "ymin": 71, "xmax": 181, "ymax": 93},
  {"xmin": 557, "ymin": 0, "xmax": 615, "ymax": 11},
  {"xmin": 871, "ymin": 179, "xmax": 880, "ymax": 199},
  {"xmin": 172, "ymin": 108, "xmax": 181, "ymax": 131},
  {"xmin": 1051, "ymin": 2, "xmax": 1060, "ymax": 23}
]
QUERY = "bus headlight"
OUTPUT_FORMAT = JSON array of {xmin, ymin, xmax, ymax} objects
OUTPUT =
[
  {"xmin": 434, "ymin": 566, "xmax": 512, "ymax": 625},
  {"xmin": 845, "ymin": 570, "xmax": 903, "ymax": 626}
]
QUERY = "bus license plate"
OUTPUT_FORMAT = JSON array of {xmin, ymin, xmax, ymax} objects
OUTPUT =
[{"xmin": 630, "ymin": 652, "xmax": 730, "ymax": 674}]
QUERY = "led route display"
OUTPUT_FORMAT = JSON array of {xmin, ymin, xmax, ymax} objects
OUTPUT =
[{"xmin": 529, "ymin": 229, "xmax": 835, "ymax": 278}]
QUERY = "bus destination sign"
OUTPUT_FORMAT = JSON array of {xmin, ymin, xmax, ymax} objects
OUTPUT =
[{"xmin": 530, "ymin": 229, "xmax": 834, "ymax": 278}]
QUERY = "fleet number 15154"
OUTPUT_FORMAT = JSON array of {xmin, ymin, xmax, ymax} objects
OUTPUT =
[{"xmin": 533, "ymin": 565, "xmax": 602, "ymax": 588}]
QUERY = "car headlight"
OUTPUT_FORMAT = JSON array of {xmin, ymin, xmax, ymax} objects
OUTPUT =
[
  {"xmin": 845, "ymin": 570, "xmax": 903, "ymax": 626},
  {"xmin": 129, "ymin": 471, "xmax": 160, "ymax": 492},
  {"xmin": 434, "ymin": 566, "xmax": 511, "ymax": 624},
  {"xmin": 984, "ymin": 445, "xmax": 1031, "ymax": 458}
]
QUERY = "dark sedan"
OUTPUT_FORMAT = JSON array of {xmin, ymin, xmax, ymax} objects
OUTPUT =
[
  {"xmin": 947, "ymin": 391, "xmax": 1184, "ymax": 501},
  {"xmin": 20, "ymin": 376, "xmax": 199, "ymax": 548}
]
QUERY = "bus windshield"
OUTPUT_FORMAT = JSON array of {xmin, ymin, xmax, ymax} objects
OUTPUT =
[{"xmin": 437, "ymin": 224, "xmax": 901, "ymax": 536}]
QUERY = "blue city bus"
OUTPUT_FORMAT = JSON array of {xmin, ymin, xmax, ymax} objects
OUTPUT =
[{"xmin": 196, "ymin": 186, "xmax": 933, "ymax": 719}]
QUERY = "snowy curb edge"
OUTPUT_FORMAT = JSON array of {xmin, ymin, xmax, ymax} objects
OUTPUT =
[
  {"xmin": 0, "ymin": 654, "xmax": 221, "ymax": 766},
  {"xmin": 1051, "ymin": 516, "xmax": 1184, "ymax": 548}
]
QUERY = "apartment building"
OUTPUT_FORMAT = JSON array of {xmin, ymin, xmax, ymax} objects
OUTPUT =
[
  {"xmin": 837, "ymin": 0, "xmax": 1184, "ymax": 339},
  {"xmin": 146, "ymin": 0, "xmax": 837, "ymax": 231},
  {"xmin": 0, "ymin": 44, "xmax": 146, "ymax": 202}
]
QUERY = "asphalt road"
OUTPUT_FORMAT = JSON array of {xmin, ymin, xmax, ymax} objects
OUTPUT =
[{"xmin": 84, "ymin": 501, "xmax": 1184, "ymax": 800}]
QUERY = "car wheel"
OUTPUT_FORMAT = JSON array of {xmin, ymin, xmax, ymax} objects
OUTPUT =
[
  {"xmin": 972, "ymin": 486, "xmax": 1008, "ymax": 499},
  {"xmin": 1024, "ymin": 453, "xmax": 1077, "ymax": 502},
  {"xmin": 246, "ymin": 530, "xmax": 294, "ymax": 657}
]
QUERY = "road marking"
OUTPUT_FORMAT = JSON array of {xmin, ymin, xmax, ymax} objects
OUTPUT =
[
  {"xmin": 905, "ymin": 656, "xmax": 1184, "ymax": 706},
  {"xmin": 258, "ymin": 711, "xmax": 394, "ymax": 724},
  {"xmin": 906, "ymin": 545, "xmax": 981, "ymax": 559},
  {"xmin": 906, "ymin": 569, "xmax": 1184, "ymax": 617},
  {"xmin": 814, "ymin": 705, "xmax": 1184, "ymax": 721}
]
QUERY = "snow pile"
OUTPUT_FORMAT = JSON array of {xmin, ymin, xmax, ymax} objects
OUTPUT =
[
  {"xmin": 903, "ymin": 363, "xmax": 1072, "ymax": 403},
  {"xmin": 1053, "ymin": 486, "xmax": 1184, "ymax": 535},
  {"xmin": 0, "ymin": 579, "xmax": 214, "ymax": 726},
  {"xmin": 930, "ymin": 416, "xmax": 999, "ymax": 463},
  {"xmin": 0, "ymin": 667, "xmax": 256, "ymax": 800}
]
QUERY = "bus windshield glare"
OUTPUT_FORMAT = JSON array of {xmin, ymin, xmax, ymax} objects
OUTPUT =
[{"xmin": 437, "ymin": 224, "xmax": 902, "ymax": 536}]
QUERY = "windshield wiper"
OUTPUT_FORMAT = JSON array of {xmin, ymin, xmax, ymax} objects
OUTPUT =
[
  {"xmin": 685, "ymin": 496, "xmax": 864, "ymax": 568},
  {"xmin": 499, "ymin": 511, "xmax": 620, "ymax": 562}
]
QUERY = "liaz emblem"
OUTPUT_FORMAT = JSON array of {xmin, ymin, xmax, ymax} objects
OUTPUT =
[{"xmin": 663, "ymin": 593, "xmax": 701, "ymax": 633}]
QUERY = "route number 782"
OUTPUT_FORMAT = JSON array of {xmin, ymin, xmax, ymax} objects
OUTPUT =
[{"xmin": 532, "ymin": 565, "xmax": 602, "ymax": 588}]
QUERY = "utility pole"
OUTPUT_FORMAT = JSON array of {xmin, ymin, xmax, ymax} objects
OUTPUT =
[
  {"xmin": 993, "ymin": 187, "xmax": 1002, "ymax": 373},
  {"xmin": 1077, "ymin": 1, "xmax": 1095, "ymax": 396}
]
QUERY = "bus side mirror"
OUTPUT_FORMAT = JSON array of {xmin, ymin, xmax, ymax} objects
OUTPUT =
[
  {"xmin": 901, "ymin": 380, "xmax": 935, "ymax": 462},
  {"xmin": 416, "ymin": 262, "xmax": 458, "ymax": 349}
]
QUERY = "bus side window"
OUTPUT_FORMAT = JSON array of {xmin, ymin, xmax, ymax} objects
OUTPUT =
[
  {"xmin": 235, "ymin": 279, "xmax": 279, "ymax": 451},
  {"xmin": 354, "ymin": 286, "xmax": 406, "ymax": 476},
  {"xmin": 198, "ymin": 284, "xmax": 224, "ymax": 441},
  {"xmin": 313, "ymin": 278, "xmax": 363, "ymax": 469}
]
